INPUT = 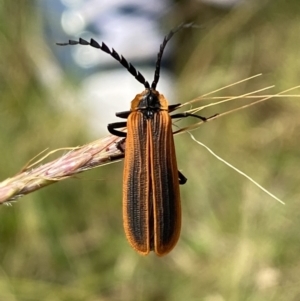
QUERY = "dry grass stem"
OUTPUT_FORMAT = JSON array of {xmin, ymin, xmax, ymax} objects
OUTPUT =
[
  {"xmin": 0, "ymin": 136, "xmax": 124, "ymax": 204},
  {"xmin": 1, "ymin": 77, "xmax": 299, "ymax": 205},
  {"xmin": 175, "ymin": 84, "xmax": 300, "ymax": 134}
]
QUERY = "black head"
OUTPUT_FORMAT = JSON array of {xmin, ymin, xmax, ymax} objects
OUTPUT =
[
  {"xmin": 56, "ymin": 23, "xmax": 194, "ymax": 91},
  {"xmin": 137, "ymin": 89, "xmax": 161, "ymax": 119},
  {"xmin": 138, "ymin": 89, "xmax": 160, "ymax": 110}
]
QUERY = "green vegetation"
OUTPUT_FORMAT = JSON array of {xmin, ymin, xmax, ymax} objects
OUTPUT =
[{"xmin": 0, "ymin": 1, "xmax": 300, "ymax": 300}]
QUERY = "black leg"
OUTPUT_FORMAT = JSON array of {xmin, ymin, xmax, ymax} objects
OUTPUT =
[
  {"xmin": 168, "ymin": 103, "xmax": 181, "ymax": 113},
  {"xmin": 107, "ymin": 121, "xmax": 127, "ymax": 137},
  {"xmin": 115, "ymin": 110, "xmax": 131, "ymax": 119},
  {"xmin": 109, "ymin": 152, "xmax": 125, "ymax": 162},
  {"xmin": 116, "ymin": 138, "xmax": 126, "ymax": 153},
  {"xmin": 178, "ymin": 171, "xmax": 187, "ymax": 185},
  {"xmin": 171, "ymin": 112, "xmax": 218, "ymax": 122}
]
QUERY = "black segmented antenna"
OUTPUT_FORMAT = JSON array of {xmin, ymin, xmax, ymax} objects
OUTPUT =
[
  {"xmin": 151, "ymin": 22, "xmax": 194, "ymax": 90},
  {"xmin": 57, "ymin": 23, "xmax": 194, "ymax": 91},
  {"xmin": 56, "ymin": 38, "xmax": 150, "ymax": 89}
]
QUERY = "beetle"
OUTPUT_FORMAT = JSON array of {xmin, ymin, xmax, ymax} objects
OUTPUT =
[{"xmin": 57, "ymin": 23, "xmax": 215, "ymax": 256}]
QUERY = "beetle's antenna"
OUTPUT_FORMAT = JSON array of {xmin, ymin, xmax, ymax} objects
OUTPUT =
[
  {"xmin": 56, "ymin": 38, "xmax": 150, "ymax": 89},
  {"xmin": 151, "ymin": 23, "xmax": 194, "ymax": 90}
]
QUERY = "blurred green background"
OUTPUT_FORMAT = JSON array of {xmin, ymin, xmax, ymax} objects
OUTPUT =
[{"xmin": 1, "ymin": 1, "xmax": 300, "ymax": 300}]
